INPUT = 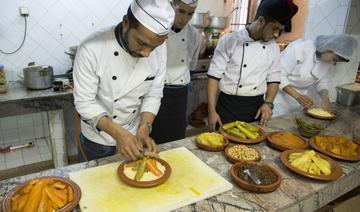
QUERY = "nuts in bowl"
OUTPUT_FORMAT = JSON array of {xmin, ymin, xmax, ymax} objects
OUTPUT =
[{"xmin": 225, "ymin": 145, "xmax": 261, "ymax": 163}]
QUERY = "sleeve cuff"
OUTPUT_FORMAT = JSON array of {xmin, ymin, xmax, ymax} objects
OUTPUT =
[
  {"xmin": 267, "ymin": 81, "xmax": 280, "ymax": 84},
  {"xmin": 207, "ymin": 74, "xmax": 221, "ymax": 81}
]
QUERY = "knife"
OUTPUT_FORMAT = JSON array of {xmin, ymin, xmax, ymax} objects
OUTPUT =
[{"xmin": 0, "ymin": 142, "xmax": 35, "ymax": 153}]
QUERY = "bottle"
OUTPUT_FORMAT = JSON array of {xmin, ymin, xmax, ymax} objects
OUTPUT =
[{"xmin": 0, "ymin": 64, "xmax": 7, "ymax": 93}]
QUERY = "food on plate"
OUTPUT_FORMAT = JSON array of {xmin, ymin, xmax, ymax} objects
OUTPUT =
[
  {"xmin": 288, "ymin": 150, "xmax": 331, "ymax": 175},
  {"xmin": 236, "ymin": 163, "xmax": 277, "ymax": 185},
  {"xmin": 296, "ymin": 118, "xmax": 325, "ymax": 137},
  {"xmin": 270, "ymin": 131, "xmax": 305, "ymax": 148},
  {"xmin": 197, "ymin": 132, "xmax": 226, "ymax": 147},
  {"xmin": 223, "ymin": 121, "xmax": 260, "ymax": 139},
  {"xmin": 10, "ymin": 178, "xmax": 74, "ymax": 212},
  {"xmin": 307, "ymin": 108, "xmax": 334, "ymax": 117},
  {"xmin": 123, "ymin": 157, "xmax": 165, "ymax": 182},
  {"xmin": 314, "ymin": 135, "xmax": 358, "ymax": 157},
  {"xmin": 227, "ymin": 145, "xmax": 259, "ymax": 161}
]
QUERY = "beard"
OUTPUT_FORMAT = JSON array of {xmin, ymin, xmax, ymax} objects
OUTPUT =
[{"xmin": 122, "ymin": 29, "xmax": 143, "ymax": 58}]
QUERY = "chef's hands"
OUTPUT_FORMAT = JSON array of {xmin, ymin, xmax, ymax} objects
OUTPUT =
[
  {"xmin": 136, "ymin": 124, "xmax": 160, "ymax": 154},
  {"xmin": 296, "ymin": 95, "xmax": 314, "ymax": 109},
  {"xmin": 116, "ymin": 130, "xmax": 144, "ymax": 161},
  {"xmin": 255, "ymin": 103, "xmax": 272, "ymax": 127},
  {"xmin": 208, "ymin": 111, "xmax": 223, "ymax": 131},
  {"xmin": 321, "ymin": 99, "xmax": 335, "ymax": 113}
]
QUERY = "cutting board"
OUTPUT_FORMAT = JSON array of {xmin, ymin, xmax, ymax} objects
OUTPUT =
[{"xmin": 69, "ymin": 147, "xmax": 233, "ymax": 212}]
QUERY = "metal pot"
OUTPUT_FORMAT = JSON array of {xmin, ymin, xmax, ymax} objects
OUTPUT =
[
  {"xmin": 23, "ymin": 63, "xmax": 54, "ymax": 90},
  {"xmin": 208, "ymin": 16, "xmax": 228, "ymax": 30},
  {"xmin": 191, "ymin": 12, "xmax": 210, "ymax": 29}
]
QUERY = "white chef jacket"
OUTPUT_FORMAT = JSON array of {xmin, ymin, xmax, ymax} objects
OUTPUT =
[
  {"xmin": 273, "ymin": 39, "xmax": 334, "ymax": 117},
  {"xmin": 165, "ymin": 24, "xmax": 200, "ymax": 85},
  {"xmin": 207, "ymin": 28, "xmax": 281, "ymax": 96},
  {"xmin": 73, "ymin": 26, "xmax": 166, "ymax": 146}
]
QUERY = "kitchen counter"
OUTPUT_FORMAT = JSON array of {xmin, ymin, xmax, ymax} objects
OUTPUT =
[
  {"xmin": 1, "ymin": 104, "xmax": 359, "ymax": 211},
  {"xmin": 0, "ymin": 81, "xmax": 74, "ymax": 168}
]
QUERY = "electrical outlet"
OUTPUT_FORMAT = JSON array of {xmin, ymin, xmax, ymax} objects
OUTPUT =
[{"xmin": 19, "ymin": 7, "xmax": 29, "ymax": 17}]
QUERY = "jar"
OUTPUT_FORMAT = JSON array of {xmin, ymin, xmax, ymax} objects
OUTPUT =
[{"xmin": 0, "ymin": 64, "xmax": 7, "ymax": 93}]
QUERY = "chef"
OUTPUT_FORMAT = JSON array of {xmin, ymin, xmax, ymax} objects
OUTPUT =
[
  {"xmin": 73, "ymin": 0, "xmax": 175, "ymax": 161},
  {"xmin": 273, "ymin": 34, "xmax": 358, "ymax": 117},
  {"xmin": 151, "ymin": 0, "xmax": 200, "ymax": 143},
  {"xmin": 207, "ymin": 0, "xmax": 298, "ymax": 129}
]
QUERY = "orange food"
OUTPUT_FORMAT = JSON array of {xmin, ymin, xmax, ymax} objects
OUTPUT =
[
  {"xmin": 315, "ymin": 135, "xmax": 358, "ymax": 157},
  {"xmin": 146, "ymin": 159, "xmax": 163, "ymax": 176},
  {"xmin": 10, "ymin": 178, "xmax": 75, "ymax": 212},
  {"xmin": 271, "ymin": 132, "xmax": 305, "ymax": 148}
]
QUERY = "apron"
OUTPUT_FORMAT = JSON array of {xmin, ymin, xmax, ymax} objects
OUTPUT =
[
  {"xmin": 216, "ymin": 92, "xmax": 264, "ymax": 125},
  {"xmin": 151, "ymin": 84, "xmax": 189, "ymax": 144}
]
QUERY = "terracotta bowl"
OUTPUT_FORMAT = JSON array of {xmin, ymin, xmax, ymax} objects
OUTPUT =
[
  {"xmin": 230, "ymin": 161, "xmax": 282, "ymax": 193},
  {"xmin": 266, "ymin": 131, "xmax": 309, "ymax": 151},
  {"xmin": 2, "ymin": 176, "xmax": 81, "ymax": 212},
  {"xmin": 304, "ymin": 108, "xmax": 337, "ymax": 120},
  {"xmin": 224, "ymin": 145, "xmax": 261, "ymax": 163},
  {"xmin": 280, "ymin": 149, "xmax": 343, "ymax": 181},
  {"xmin": 219, "ymin": 127, "xmax": 266, "ymax": 144},
  {"xmin": 118, "ymin": 157, "xmax": 171, "ymax": 188},
  {"xmin": 196, "ymin": 133, "xmax": 229, "ymax": 151}
]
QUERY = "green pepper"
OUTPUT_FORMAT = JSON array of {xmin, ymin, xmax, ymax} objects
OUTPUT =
[
  {"xmin": 134, "ymin": 157, "xmax": 148, "ymax": 181},
  {"xmin": 236, "ymin": 125, "xmax": 256, "ymax": 139}
]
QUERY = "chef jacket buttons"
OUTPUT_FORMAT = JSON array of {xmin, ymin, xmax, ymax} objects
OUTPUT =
[
  {"xmin": 263, "ymin": 46, "xmax": 266, "ymax": 49},
  {"xmin": 182, "ymin": 38, "xmax": 185, "ymax": 42},
  {"xmin": 114, "ymin": 51, "xmax": 119, "ymax": 56},
  {"xmin": 132, "ymin": 110, "xmax": 136, "ymax": 113},
  {"xmin": 180, "ymin": 79, "xmax": 183, "ymax": 82},
  {"xmin": 113, "ymin": 115, "xmax": 117, "ymax": 119},
  {"xmin": 245, "ymin": 43, "xmax": 249, "ymax": 46},
  {"xmin": 114, "ymin": 99, "xmax": 118, "ymax": 102},
  {"xmin": 243, "ymin": 64, "xmax": 247, "ymax": 67},
  {"xmin": 238, "ymin": 85, "xmax": 242, "ymax": 88},
  {"xmin": 112, "ymin": 76, "xmax": 117, "ymax": 80},
  {"xmin": 253, "ymin": 87, "xmax": 257, "ymax": 90},
  {"xmin": 181, "ymin": 59, "xmax": 184, "ymax": 63}
]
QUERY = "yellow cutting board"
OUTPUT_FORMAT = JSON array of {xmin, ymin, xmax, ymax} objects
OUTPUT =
[{"xmin": 69, "ymin": 147, "xmax": 232, "ymax": 212}]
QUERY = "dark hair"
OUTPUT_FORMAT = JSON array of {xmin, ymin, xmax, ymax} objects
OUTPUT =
[
  {"xmin": 127, "ymin": 7, "xmax": 140, "ymax": 29},
  {"xmin": 315, "ymin": 51, "xmax": 350, "ymax": 63}
]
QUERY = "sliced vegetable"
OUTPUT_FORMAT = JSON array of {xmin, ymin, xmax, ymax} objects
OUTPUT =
[
  {"xmin": 23, "ymin": 180, "xmax": 45, "ymax": 212},
  {"xmin": 236, "ymin": 125, "xmax": 256, "ymax": 139},
  {"xmin": 223, "ymin": 121, "xmax": 239, "ymax": 130},
  {"xmin": 134, "ymin": 157, "xmax": 148, "ymax": 181},
  {"xmin": 226, "ymin": 128, "xmax": 246, "ymax": 139},
  {"xmin": 45, "ymin": 186, "xmax": 66, "ymax": 208},
  {"xmin": 146, "ymin": 159, "xmax": 163, "ymax": 176}
]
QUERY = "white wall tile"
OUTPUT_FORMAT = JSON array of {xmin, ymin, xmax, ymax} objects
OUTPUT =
[
  {"xmin": 3, "ymin": 128, "xmax": 20, "ymax": 144},
  {"xmin": 19, "ymin": 126, "xmax": 35, "ymax": 141},
  {"xmin": 0, "ymin": 116, "xmax": 18, "ymax": 130},
  {"xmin": 16, "ymin": 114, "xmax": 34, "ymax": 128}
]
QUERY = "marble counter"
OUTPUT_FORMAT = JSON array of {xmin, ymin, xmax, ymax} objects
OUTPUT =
[{"xmin": 1, "ymin": 104, "xmax": 359, "ymax": 211}]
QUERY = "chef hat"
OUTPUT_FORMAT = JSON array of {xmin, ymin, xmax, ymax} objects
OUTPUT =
[
  {"xmin": 130, "ymin": 0, "xmax": 175, "ymax": 35},
  {"xmin": 256, "ymin": 0, "xmax": 298, "ymax": 25},
  {"xmin": 178, "ymin": 0, "xmax": 198, "ymax": 7},
  {"xmin": 315, "ymin": 34, "xmax": 358, "ymax": 60}
]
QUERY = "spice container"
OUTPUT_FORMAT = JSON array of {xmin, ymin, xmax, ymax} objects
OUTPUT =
[{"xmin": 0, "ymin": 64, "xmax": 7, "ymax": 93}]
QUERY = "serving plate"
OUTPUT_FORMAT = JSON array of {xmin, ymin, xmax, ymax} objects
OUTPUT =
[
  {"xmin": 280, "ymin": 149, "xmax": 343, "ymax": 181},
  {"xmin": 118, "ymin": 157, "xmax": 171, "ymax": 188},
  {"xmin": 304, "ymin": 108, "xmax": 336, "ymax": 120},
  {"xmin": 309, "ymin": 137, "xmax": 360, "ymax": 161},
  {"xmin": 2, "ymin": 176, "xmax": 81, "ymax": 212},
  {"xmin": 267, "ymin": 131, "xmax": 308, "ymax": 151},
  {"xmin": 219, "ymin": 127, "xmax": 266, "ymax": 144},
  {"xmin": 224, "ymin": 145, "xmax": 261, "ymax": 163}
]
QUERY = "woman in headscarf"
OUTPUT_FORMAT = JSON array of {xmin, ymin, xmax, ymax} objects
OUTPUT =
[{"xmin": 273, "ymin": 34, "xmax": 358, "ymax": 117}]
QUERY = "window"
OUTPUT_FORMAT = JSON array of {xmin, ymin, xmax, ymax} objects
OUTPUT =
[{"xmin": 230, "ymin": 0, "xmax": 259, "ymax": 31}]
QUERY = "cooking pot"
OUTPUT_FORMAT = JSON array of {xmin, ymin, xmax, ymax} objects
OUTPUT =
[
  {"xmin": 23, "ymin": 63, "xmax": 54, "ymax": 90},
  {"xmin": 191, "ymin": 12, "xmax": 210, "ymax": 28},
  {"xmin": 208, "ymin": 16, "xmax": 228, "ymax": 29}
]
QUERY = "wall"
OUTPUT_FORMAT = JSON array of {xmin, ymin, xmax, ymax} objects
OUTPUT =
[
  {"xmin": 302, "ymin": 0, "xmax": 359, "ymax": 100},
  {"xmin": 0, "ymin": 0, "xmax": 231, "ymax": 158}
]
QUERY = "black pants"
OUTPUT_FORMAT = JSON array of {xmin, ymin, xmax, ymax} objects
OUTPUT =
[
  {"xmin": 216, "ymin": 92, "xmax": 264, "ymax": 125},
  {"xmin": 151, "ymin": 85, "xmax": 188, "ymax": 144}
]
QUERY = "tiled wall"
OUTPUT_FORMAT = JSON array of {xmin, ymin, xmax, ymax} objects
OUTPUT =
[
  {"xmin": 0, "ymin": 0, "xmax": 231, "ymax": 163},
  {"xmin": 304, "ymin": 0, "xmax": 359, "ymax": 100}
]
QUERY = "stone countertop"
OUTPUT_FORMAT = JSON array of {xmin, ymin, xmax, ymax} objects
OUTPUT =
[
  {"xmin": 1, "ymin": 104, "xmax": 359, "ymax": 212},
  {"xmin": 0, "ymin": 81, "xmax": 72, "ymax": 104}
]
